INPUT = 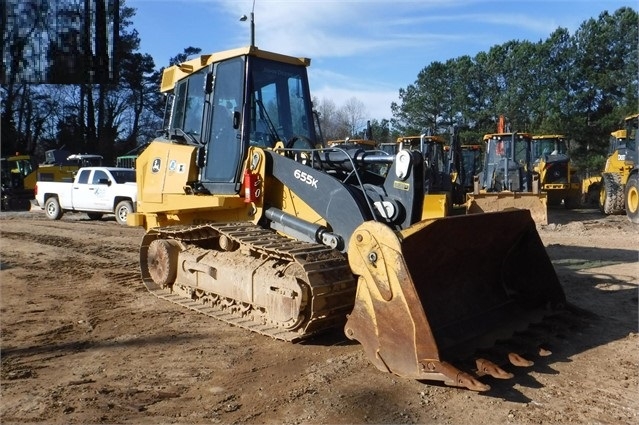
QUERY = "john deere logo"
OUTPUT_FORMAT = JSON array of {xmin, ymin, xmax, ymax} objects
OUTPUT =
[{"xmin": 151, "ymin": 158, "xmax": 161, "ymax": 173}]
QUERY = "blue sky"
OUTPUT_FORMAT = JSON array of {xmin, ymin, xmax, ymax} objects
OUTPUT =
[{"xmin": 128, "ymin": 0, "xmax": 633, "ymax": 120}]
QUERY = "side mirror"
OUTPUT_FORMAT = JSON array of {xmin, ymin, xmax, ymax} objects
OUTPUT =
[{"xmin": 233, "ymin": 111, "xmax": 241, "ymax": 130}]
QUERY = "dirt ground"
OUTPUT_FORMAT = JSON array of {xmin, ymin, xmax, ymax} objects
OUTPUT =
[{"xmin": 1, "ymin": 206, "xmax": 637, "ymax": 425}]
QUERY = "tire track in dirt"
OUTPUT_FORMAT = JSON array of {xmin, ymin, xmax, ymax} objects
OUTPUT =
[{"xmin": 2, "ymin": 230, "xmax": 139, "ymax": 264}]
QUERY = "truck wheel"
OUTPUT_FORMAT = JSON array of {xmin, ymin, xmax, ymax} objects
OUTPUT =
[
  {"xmin": 45, "ymin": 197, "xmax": 64, "ymax": 220},
  {"xmin": 87, "ymin": 212, "xmax": 103, "ymax": 220},
  {"xmin": 114, "ymin": 200, "xmax": 133, "ymax": 225},
  {"xmin": 625, "ymin": 173, "xmax": 639, "ymax": 224}
]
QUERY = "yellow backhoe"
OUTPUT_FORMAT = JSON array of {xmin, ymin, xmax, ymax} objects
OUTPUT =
[
  {"xmin": 531, "ymin": 134, "xmax": 580, "ymax": 208},
  {"xmin": 466, "ymin": 132, "xmax": 548, "ymax": 225},
  {"xmin": 1, "ymin": 149, "xmax": 103, "ymax": 211},
  {"xmin": 127, "ymin": 46, "xmax": 566, "ymax": 391},
  {"xmin": 396, "ymin": 134, "xmax": 453, "ymax": 218}
]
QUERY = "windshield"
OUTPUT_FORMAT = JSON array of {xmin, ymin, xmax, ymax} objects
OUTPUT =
[
  {"xmin": 110, "ymin": 169, "xmax": 136, "ymax": 183},
  {"xmin": 462, "ymin": 148, "xmax": 482, "ymax": 177},
  {"xmin": 481, "ymin": 134, "xmax": 530, "ymax": 190},
  {"xmin": 532, "ymin": 138, "xmax": 566, "ymax": 159},
  {"xmin": 249, "ymin": 57, "xmax": 315, "ymax": 147}
]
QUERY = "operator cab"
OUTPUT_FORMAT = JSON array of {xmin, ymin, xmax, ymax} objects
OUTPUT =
[
  {"xmin": 398, "ymin": 135, "xmax": 450, "ymax": 194},
  {"xmin": 531, "ymin": 135, "xmax": 569, "ymax": 167},
  {"xmin": 480, "ymin": 133, "xmax": 534, "ymax": 192},
  {"xmin": 167, "ymin": 49, "xmax": 317, "ymax": 195}
]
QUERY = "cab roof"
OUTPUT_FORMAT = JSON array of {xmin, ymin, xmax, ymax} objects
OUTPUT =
[
  {"xmin": 160, "ymin": 46, "xmax": 311, "ymax": 93},
  {"xmin": 397, "ymin": 135, "xmax": 446, "ymax": 144},
  {"xmin": 483, "ymin": 132, "xmax": 533, "ymax": 141},
  {"xmin": 532, "ymin": 135, "xmax": 565, "ymax": 140}
]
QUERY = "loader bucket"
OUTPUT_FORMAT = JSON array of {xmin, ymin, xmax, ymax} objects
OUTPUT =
[
  {"xmin": 344, "ymin": 209, "xmax": 565, "ymax": 391},
  {"xmin": 466, "ymin": 191, "xmax": 548, "ymax": 225}
]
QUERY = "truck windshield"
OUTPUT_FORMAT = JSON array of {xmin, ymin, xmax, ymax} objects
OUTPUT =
[{"xmin": 110, "ymin": 170, "xmax": 136, "ymax": 183}]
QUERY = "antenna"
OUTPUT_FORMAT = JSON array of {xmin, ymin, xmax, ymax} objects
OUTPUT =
[{"xmin": 239, "ymin": 0, "xmax": 256, "ymax": 47}]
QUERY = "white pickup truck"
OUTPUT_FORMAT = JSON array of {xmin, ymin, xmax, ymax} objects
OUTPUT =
[{"xmin": 34, "ymin": 167, "xmax": 137, "ymax": 225}]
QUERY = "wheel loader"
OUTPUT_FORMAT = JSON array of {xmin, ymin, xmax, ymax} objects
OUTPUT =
[
  {"xmin": 466, "ymin": 132, "xmax": 548, "ymax": 225},
  {"xmin": 127, "ymin": 46, "xmax": 566, "ymax": 391},
  {"xmin": 598, "ymin": 114, "xmax": 638, "ymax": 222}
]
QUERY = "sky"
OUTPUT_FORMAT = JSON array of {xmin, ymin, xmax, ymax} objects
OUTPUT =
[{"xmin": 128, "ymin": 0, "xmax": 634, "ymax": 122}]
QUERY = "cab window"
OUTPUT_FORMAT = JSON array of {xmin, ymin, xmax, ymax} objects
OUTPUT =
[
  {"xmin": 92, "ymin": 170, "xmax": 109, "ymax": 184},
  {"xmin": 77, "ymin": 169, "xmax": 91, "ymax": 184}
]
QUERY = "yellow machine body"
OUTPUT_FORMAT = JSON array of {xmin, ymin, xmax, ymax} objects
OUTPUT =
[
  {"xmin": 466, "ymin": 132, "xmax": 548, "ymax": 225},
  {"xmin": 129, "ymin": 46, "xmax": 567, "ymax": 391},
  {"xmin": 599, "ymin": 114, "xmax": 638, "ymax": 217},
  {"xmin": 531, "ymin": 134, "xmax": 581, "ymax": 208}
]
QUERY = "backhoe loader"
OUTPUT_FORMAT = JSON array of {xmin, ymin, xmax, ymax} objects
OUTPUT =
[
  {"xmin": 0, "ymin": 150, "xmax": 103, "ymax": 211},
  {"xmin": 396, "ymin": 134, "xmax": 453, "ymax": 217},
  {"xmin": 466, "ymin": 132, "xmax": 548, "ymax": 225},
  {"xmin": 531, "ymin": 135, "xmax": 580, "ymax": 208},
  {"xmin": 443, "ymin": 131, "xmax": 482, "ymax": 207},
  {"xmin": 127, "ymin": 46, "xmax": 566, "ymax": 391}
]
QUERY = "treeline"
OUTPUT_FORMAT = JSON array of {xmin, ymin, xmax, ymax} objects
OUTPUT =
[
  {"xmin": 390, "ymin": 7, "xmax": 638, "ymax": 173},
  {"xmin": 1, "ymin": 0, "xmax": 164, "ymax": 165},
  {"xmin": 1, "ymin": 3, "xmax": 636, "ymax": 173}
]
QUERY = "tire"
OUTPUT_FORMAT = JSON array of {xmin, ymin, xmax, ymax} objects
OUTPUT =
[
  {"xmin": 625, "ymin": 173, "xmax": 639, "ymax": 224},
  {"xmin": 599, "ymin": 173, "xmax": 624, "ymax": 215},
  {"xmin": 87, "ymin": 212, "xmax": 103, "ymax": 220},
  {"xmin": 114, "ymin": 200, "xmax": 133, "ymax": 225},
  {"xmin": 44, "ymin": 197, "xmax": 63, "ymax": 220}
]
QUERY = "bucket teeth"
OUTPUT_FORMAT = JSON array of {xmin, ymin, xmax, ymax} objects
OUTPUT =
[
  {"xmin": 449, "ymin": 373, "xmax": 490, "ymax": 392},
  {"xmin": 475, "ymin": 358, "xmax": 514, "ymax": 379},
  {"xmin": 538, "ymin": 346, "xmax": 552, "ymax": 357},
  {"xmin": 435, "ymin": 362, "xmax": 491, "ymax": 392},
  {"xmin": 508, "ymin": 352, "xmax": 534, "ymax": 367}
]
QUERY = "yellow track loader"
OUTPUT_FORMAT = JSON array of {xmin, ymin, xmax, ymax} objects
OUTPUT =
[
  {"xmin": 466, "ymin": 132, "xmax": 548, "ymax": 225},
  {"xmin": 127, "ymin": 46, "xmax": 566, "ymax": 391}
]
